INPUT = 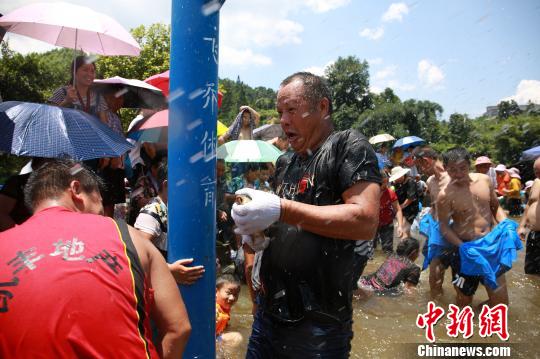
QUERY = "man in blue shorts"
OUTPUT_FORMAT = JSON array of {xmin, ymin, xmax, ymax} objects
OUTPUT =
[
  {"xmin": 413, "ymin": 146, "xmax": 453, "ymax": 298},
  {"xmin": 437, "ymin": 147, "xmax": 521, "ymax": 307}
]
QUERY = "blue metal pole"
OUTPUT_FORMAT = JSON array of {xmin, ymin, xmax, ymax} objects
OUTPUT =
[{"xmin": 169, "ymin": 1, "xmax": 221, "ymax": 357}]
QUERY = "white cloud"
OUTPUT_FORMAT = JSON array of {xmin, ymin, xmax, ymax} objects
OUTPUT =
[
  {"xmin": 371, "ymin": 64, "xmax": 416, "ymax": 93},
  {"xmin": 501, "ymin": 80, "xmax": 540, "ymax": 104},
  {"xmin": 303, "ymin": 60, "xmax": 335, "ymax": 76},
  {"xmin": 219, "ymin": 0, "xmax": 349, "ymax": 53},
  {"xmin": 220, "ymin": 11, "xmax": 303, "ymax": 49},
  {"xmin": 359, "ymin": 27, "xmax": 384, "ymax": 40},
  {"xmin": 368, "ymin": 57, "xmax": 383, "ymax": 66},
  {"xmin": 418, "ymin": 59, "xmax": 445, "ymax": 88},
  {"xmin": 304, "ymin": 0, "xmax": 351, "ymax": 13},
  {"xmin": 382, "ymin": 3, "xmax": 409, "ymax": 22},
  {"xmin": 220, "ymin": 46, "xmax": 272, "ymax": 66},
  {"xmin": 375, "ymin": 65, "xmax": 397, "ymax": 80}
]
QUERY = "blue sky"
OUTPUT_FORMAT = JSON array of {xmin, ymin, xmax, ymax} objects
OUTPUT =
[{"xmin": 3, "ymin": 0, "xmax": 540, "ymax": 118}]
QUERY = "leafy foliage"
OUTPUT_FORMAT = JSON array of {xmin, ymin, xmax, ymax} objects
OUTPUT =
[
  {"xmin": 325, "ymin": 56, "xmax": 372, "ymax": 130},
  {"xmin": 217, "ymin": 77, "xmax": 277, "ymax": 125},
  {"xmin": 497, "ymin": 100, "xmax": 521, "ymax": 120},
  {"xmin": 97, "ymin": 24, "xmax": 171, "ymax": 81},
  {"xmin": 1, "ymin": 27, "xmax": 539, "ymax": 179}
]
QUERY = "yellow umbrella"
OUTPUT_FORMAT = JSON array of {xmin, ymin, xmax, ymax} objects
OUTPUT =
[{"xmin": 217, "ymin": 120, "xmax": 228, "ymax": 136}]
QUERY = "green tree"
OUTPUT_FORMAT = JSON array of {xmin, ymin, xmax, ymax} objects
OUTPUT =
[
  {"xmin": 447, "ymin": 113, "xmax": 474, "ymax": 146},
  {"xmin": 373, "ymin": 88, "xmax": 400, "ymax": 106},
  {"xmin": 325, "ymin": 56, "xmax": 372, "ymax": 130},
  {"xmin": 493, "ymin": 114, "xmax": 540, "ymax": 163},
  {"xmin": 97, "ymin": 24, "xmax": 170, "ymax": 81},
  {"xmin": 497, "ymin": 100, "xmax": 521, "ymax": 120},
  {"xmin": 400, "ymin": 100, "xmax": 443, "ymax": 143}
]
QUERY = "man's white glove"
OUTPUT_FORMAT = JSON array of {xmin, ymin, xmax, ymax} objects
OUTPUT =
[
  {"xmin": 232, "ymin": 188, "xmax": 281, "ymax": 235},
  {"xmin": 241, "ymin": 234, "xmax": 270, "ymax": 252}
]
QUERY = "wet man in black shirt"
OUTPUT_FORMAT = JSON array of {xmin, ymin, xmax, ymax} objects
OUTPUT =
[
  {"xmin": 390, "ymin": 166, "xmax": 420, "ymax": 238},
  {"xmin": 232, "ymin": 72, "xmax": 381, "ymax": 358}
]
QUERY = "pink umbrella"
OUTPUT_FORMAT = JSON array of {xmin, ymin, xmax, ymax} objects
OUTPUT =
[{"xmin": 0, "ymin": 2, "xmax": 140, "ymax": 56}]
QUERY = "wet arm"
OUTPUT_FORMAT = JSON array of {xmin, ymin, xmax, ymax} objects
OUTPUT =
[
  {"xmin": 147, "ymin": 237, "xmax": 191, "ymax": 357},
  {"xmin": 519, "ymin": 181, "xmax": 539, "ymax": 235},
  {"xmin": 437, "ymin": 192, "xmax": 464, "ymax": 247},
  {"xmin": 489, "ymin": 181, "xmax": 507, "ymax": 223},
  {"xmin": 137, "ymin": 229, "xmax": 156, "ymax": 242},
  {"xmin": 280, "ymin": 181, "xmax": 380, "ymax": 240},
  {"xmin": 400, "ymin": 198, "xmax": 414, "ymax": 209},
  {"xmin": 128, "ymin": 226, "xmax": 191, "ymax": 358},
  {"xmin": 392, "ymin": 200, "xmax": 405, "ymax": 229},
  {"xmin": 218, "ymin": 133, "xmax": 229, "ymax": 145}
]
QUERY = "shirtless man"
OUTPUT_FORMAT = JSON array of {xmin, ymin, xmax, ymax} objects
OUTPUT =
[
  {"xmin": 437, "ymin": 147, "xmax": 508, "ymax": 307},
  {"xmin": 413, "ymin": 146, "xmax": 451, "ymax": 298},
  {"xmin": 518, "ymin": 158, "xmax": 540, "ymax": 274}
]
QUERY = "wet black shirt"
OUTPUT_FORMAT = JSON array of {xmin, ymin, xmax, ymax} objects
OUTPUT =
[
  {"xmin": 394, "ymin": 177, "xmax": 419, "ymax": 222},
  {"xmin": 261, "ymin": 129, "xmax": 381, "ymax": 324}
]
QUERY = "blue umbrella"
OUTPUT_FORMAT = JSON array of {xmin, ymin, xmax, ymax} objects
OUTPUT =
[
  {"xmin": 0, "ymin": 101, "xmax": 133, "ymax": 160},
  {"xmin": 392, "ymin": 135, "xmax": 425, "ymax": 149},
  {"xmin": 521, "ymin": 145, "xmax": 540, "ymax": 161}
]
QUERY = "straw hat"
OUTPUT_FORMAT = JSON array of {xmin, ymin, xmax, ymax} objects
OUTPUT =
[
  {"xmin": 494, "ymin": 164, "xmax": 507, "ymax": 172},
  {"xmin": 475, "ymin": 156, "xmax": 492, "ymax": 166},
  {"xmin": 389, "ymin": 166, "xmax": 411, "ymax": 182}
]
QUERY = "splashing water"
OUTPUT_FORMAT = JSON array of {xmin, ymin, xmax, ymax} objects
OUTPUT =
[{"xmin": 221, "ymin": 228, "xmax": 540, "ymax": 358}]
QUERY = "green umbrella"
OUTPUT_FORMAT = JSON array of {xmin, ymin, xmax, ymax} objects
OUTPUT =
[{"xmin": 217, "ymin": 140, "xmax": 282, "ymax": 162}]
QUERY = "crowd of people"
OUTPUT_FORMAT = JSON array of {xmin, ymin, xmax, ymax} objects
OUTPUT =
[{"xmin": 0, "ymin": 62, "xmax": 539, "ymax": 358}]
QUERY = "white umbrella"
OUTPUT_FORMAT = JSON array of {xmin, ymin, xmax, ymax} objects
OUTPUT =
[
  {"xmin": 369, "ymin": 133, "xmax": 395, "ymax": 145},
  {"xmin": 93, "ymin": 76, "xmax": 167, "ymax": 109}
]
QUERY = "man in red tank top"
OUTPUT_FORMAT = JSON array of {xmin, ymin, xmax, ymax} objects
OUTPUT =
[{"xmin": 0, "ymin": 160, "xmax": 191, "ymax": 358}]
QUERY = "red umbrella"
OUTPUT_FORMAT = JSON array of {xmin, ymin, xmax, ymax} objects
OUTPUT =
[
  {"xmin": 144, "ymin": 70, "xmax": 223, "ymax": 108},
  {"xmin": 144, "ymin": 70, "xmax": 170, "ymax": 96}
]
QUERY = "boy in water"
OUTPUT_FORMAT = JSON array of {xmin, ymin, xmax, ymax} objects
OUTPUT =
[
  {"xmin": 413, "ymin": 146, "xmax": 453, "ymax": 298},
  {"xmin": 356, "ymin": 238, "xmax": 421, "ymax": 297},
  {"xmin": 216, "ymin": 274, "xmax": 243, "ymax": 349},
  {"xmin": 437, "ymin": 147, "xmax": 522, "ymax": 307}
]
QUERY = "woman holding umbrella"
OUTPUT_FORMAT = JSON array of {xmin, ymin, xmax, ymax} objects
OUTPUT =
[{"xmin": 49, "ymin": 55, "xmax": 108, "ymax": 125}]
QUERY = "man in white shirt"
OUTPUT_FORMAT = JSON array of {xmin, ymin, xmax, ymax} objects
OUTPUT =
[{"xmin": 135, "ymin": 157, "xmax": 205, "ymax": 285}]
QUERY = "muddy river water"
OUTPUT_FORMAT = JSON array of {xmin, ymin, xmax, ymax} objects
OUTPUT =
[{"xmin": 221, "ymin": 229, "xmax": 540, "ymax": 358}]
